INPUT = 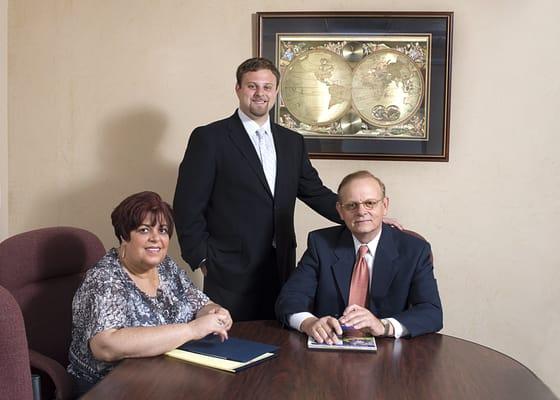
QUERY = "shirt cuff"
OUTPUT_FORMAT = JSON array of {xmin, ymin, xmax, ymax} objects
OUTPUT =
[
  {"xmin": 288, "ymin": 312, "xmax": 316, "ymax": 332},
  {"xmin": 387, "ymin": 317, "xmax": 407, "ymax": 338}
]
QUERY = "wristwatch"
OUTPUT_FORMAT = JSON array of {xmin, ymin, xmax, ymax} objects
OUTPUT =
[{"xmin": 380, "ymin": 319, "xmax": 391, "ymax": 337}]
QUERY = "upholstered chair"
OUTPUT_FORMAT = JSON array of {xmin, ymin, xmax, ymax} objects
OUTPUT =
[
  {"xmin": 0, "ymin": 227, "xmax": 105, "ymax": 400},
  {"xmin": 0, "ymin": 284, "xmax": 33, "ymax": 400}
]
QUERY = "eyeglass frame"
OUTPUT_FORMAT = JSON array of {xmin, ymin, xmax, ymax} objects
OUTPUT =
[{"xmin": 338, "ymin": 198, "xmax": 384, "ymax": 212}]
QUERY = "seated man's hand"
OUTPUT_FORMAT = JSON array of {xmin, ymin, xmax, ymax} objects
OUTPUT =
[
  {"xmin": 300, "ymin": 316, "xmax": 343, "ymax": 345},
  {"xmin": 339, "ymin": 304, "xmax": 385, "ymax": 336}
]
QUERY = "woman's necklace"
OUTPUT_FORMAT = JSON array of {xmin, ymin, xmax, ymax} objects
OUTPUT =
[{"xmin": 119, "ymin": 250, "xmax": 160, "ymax": 297}]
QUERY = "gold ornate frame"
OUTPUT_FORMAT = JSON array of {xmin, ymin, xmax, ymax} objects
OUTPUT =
[{"xmin": 256, "ymin": 12, "xmax": 453, "ymax": 161}]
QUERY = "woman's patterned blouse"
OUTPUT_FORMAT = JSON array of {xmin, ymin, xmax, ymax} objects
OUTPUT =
[{"xmin": 67, "ymin": 248, "xmax": 209, "ymax": 384}]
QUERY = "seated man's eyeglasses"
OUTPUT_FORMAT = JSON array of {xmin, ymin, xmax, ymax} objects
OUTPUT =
[{"xmin": 340, "ymin": 199, "xmax": 383, "ymax": 211}]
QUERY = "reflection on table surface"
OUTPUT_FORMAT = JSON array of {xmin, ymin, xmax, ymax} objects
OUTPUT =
[{"xmin": 83, "ymin": 320, "xmax": 557, "ymax": 400}]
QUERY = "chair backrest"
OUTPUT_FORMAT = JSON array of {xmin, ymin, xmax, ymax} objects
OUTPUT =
[
  {"xmin": 0, "ymin": 284, "xmax": 33, "ymax": 400},
  {"xmin": 403, "ymin": 229, "xmax": 426, "ymax": 241},
  {"xmin": 0, "ymin": 227, "xmax": 105, "ymax": 368},
  {"xmin": 403, "ymin": 229, "xmax": 434, "ymax": 263}
]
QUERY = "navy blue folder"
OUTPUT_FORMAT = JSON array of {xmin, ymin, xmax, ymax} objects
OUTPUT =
[{"xmin": 178, "ymin": 335, "xmax": 278, "ymax": 362}]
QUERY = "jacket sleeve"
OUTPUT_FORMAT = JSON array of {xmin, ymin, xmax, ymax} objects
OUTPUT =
[
  {"xmin": 295, "ymin": 136, "xmax": 341, "ymax": 224},
  {"xmin": 275, "ymin": 232, "xmax": 322, "ymax": 326},
  {"xmin": 173, "ymin": 127, "xmax": 216, "ymax": 270},
  {"xmin": 393, "ymin": 242, "xmax": 443, "ymax": 337}
]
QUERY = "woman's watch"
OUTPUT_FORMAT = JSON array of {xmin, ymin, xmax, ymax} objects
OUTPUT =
[{"xmin": 380, "ymin": 319, "xmax": 392, "ymax": 337}]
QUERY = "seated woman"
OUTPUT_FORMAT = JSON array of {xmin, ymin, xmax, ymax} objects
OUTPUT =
[{"xmin": 67, "ymin": 191, "xmax": 232, "ymax": 395}]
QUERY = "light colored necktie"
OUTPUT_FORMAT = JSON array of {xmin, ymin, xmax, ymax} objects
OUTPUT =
[
  {"xmin": 255, "ymin": 128, "xmax": 276, "ymax": 195},
  {"xmin": 348, "ymin": 245, "xmax": 370, "ymax": 307}
]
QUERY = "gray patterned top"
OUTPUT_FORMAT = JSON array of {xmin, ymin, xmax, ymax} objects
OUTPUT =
[{"xmin": 67, "ymin": 248, "xmax": 209, "ymax": 384}]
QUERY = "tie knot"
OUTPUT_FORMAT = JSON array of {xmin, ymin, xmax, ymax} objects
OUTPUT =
[
  {"xmin": 358, "ymin": 245, "xmax": 368, "ymax": 257},
  {"xmin": 256, "ymin": 128, "xmax": 266, "ymax": 138}
]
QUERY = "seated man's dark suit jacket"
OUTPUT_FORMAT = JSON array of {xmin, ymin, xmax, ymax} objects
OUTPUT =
[
  {"xmin": 174, "ymin": 111, "xmax": 339, "ymax": 321},
  {"xmin": 276, "ymin": 224, "xmax": 443, "ymax": 337}
]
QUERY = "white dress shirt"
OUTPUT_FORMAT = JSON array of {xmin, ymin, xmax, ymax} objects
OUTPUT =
[
  {"xmin": 237, "ymin": 109, "xmax": 277, "ymax": 194},
  {"xmin": 288, "ymin": 226, "xmax": 407, "ymax": 338}
]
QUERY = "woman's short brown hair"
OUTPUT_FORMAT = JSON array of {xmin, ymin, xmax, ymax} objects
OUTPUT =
[{"xmin": 110, "ymin": 191, "xmax": 174, "ymax": 243}]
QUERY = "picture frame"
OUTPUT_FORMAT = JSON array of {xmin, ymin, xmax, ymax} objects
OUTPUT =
[{"xmin": 256, "ymin": 12, "xmax": 453, "ymax": 161}]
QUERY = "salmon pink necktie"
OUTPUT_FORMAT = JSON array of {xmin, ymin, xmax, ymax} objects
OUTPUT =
[{"xmin": 348, "ymin": 245, "xmax": 369, "ymax": 307}]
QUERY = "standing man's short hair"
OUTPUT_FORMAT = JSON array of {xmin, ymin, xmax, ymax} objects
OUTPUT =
[
  {"xmin": 236, "ymin": 58, "xmax": 281, "ymax": 87},
  {"xmin": 337, "ymin": 170, "xmax": 386, "ymax": 199}
]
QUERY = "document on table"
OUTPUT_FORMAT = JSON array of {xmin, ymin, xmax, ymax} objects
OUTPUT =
[{"xmin": 166, "ymin": 335, "xmax": 278, "ymax": 373}]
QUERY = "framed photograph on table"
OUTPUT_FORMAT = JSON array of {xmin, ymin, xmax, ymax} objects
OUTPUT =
[{"xmin": 256, "ymin": 12, "xmax": 453, "ymax": 161}]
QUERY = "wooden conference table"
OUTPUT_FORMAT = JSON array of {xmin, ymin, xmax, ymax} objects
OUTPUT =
[{"xmin": 83, "ymin": 320, "xmax": 556, "ymax": 400}]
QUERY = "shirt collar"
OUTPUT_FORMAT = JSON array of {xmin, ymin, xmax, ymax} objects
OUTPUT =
[
  {"xmin": 351, "ymin": 225, "xmax": 382, "ymax": 256},
  {"xmin": 237, "ymin": 108, "xmax": 272, "ymax": 137}
]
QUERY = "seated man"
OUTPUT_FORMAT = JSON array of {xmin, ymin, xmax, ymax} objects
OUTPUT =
[{"xmin": 276, "ymin": 170, "xmax": 442, "ymax": 343}]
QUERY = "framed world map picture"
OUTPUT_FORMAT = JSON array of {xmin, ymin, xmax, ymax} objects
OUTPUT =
[{"xmin": 256, "ymin": 12, "xmax": 453, "ymax": 161}]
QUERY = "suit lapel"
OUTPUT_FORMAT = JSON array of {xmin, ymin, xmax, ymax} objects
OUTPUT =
[
  {"xmin": 270, "ymin": 123, "xmax": 287, "ymax": 199},
  {"xmin": 370, "ymin": 226, "xmax": 399, "ymax": 301},
  {"xmin": 227, "ymin": 112, "xmax": 272, "ymax": 197},
  {"xmin": 331, "ymin": 225, "xmax": 400, "ymax": 310},
  {"xmin": 331, "ymin": 228, "xmax": 356, "ymax": 307}
]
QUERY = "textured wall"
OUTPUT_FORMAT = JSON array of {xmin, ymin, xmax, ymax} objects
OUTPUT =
[
  {"xmin": 7, "ymin": 0, "xmax": 560, "ymax": 395},
  {"xmin": 1, "ymin": 0, "xmax": 7, "ymax": 239}
]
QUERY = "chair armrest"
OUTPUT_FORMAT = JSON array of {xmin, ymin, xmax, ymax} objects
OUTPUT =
[{"xmin": 29, "ymin": 349, "xmax": 73, "ymax": 400}]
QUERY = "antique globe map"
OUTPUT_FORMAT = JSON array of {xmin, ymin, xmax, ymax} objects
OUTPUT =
[
  {"xmin": 280, "ymin": 49, "xmax": 353, "ymax": 125},
  {"xmin": 278, "ymin": 38, "xmax": 428, "ymax": 138},
  {"xmin": 352, "ymin": 49, "xmax": 423, "ymax": 127}
]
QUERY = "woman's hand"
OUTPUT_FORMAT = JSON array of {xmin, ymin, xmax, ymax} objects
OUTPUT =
[
  {"xmin": 188, "ymin": 312, "xmax": 230, "ymax": 342},
  {"xmin": 196, "ymin": 302, "xmax": 233, "ymax": 330}
]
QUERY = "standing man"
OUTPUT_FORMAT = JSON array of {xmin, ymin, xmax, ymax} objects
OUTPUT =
[
  {"xmin": 276, "ymin": 170, "xmax": 442, "ymax": 341},
  {"xmin": 173, "ymin": 58, "xmax": 340, "ymax": 321}
]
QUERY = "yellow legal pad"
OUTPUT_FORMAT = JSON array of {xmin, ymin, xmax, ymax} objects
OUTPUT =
[{"xmin": 165, "ymin": 349, "xmax": 276, "ymax": 373}]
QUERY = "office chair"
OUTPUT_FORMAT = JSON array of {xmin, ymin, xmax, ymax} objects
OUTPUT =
[
  {"xmin": 403, "ymin": 229, "xmax": 434, "ymax": 263},
  {"xmin": 0, "ymin": 284, "xmax": 34, "ymax": 400},
  {"xmin": 0, "ymin": 227, "xmax": 105, "ymax": 400}
]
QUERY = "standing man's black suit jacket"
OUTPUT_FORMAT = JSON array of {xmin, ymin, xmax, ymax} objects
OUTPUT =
[{"xmin": 174, "ymin": 111, "xmax": 339, "ymax": 320}]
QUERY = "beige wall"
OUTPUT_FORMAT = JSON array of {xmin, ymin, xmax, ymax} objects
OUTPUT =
[
  {"xmin": 1, "ymin": 0, "xmax": 7, "ymax": 240},
  {"xmin": 7, "ymin": 0, "xmax": 560, "ymax": 395}
]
